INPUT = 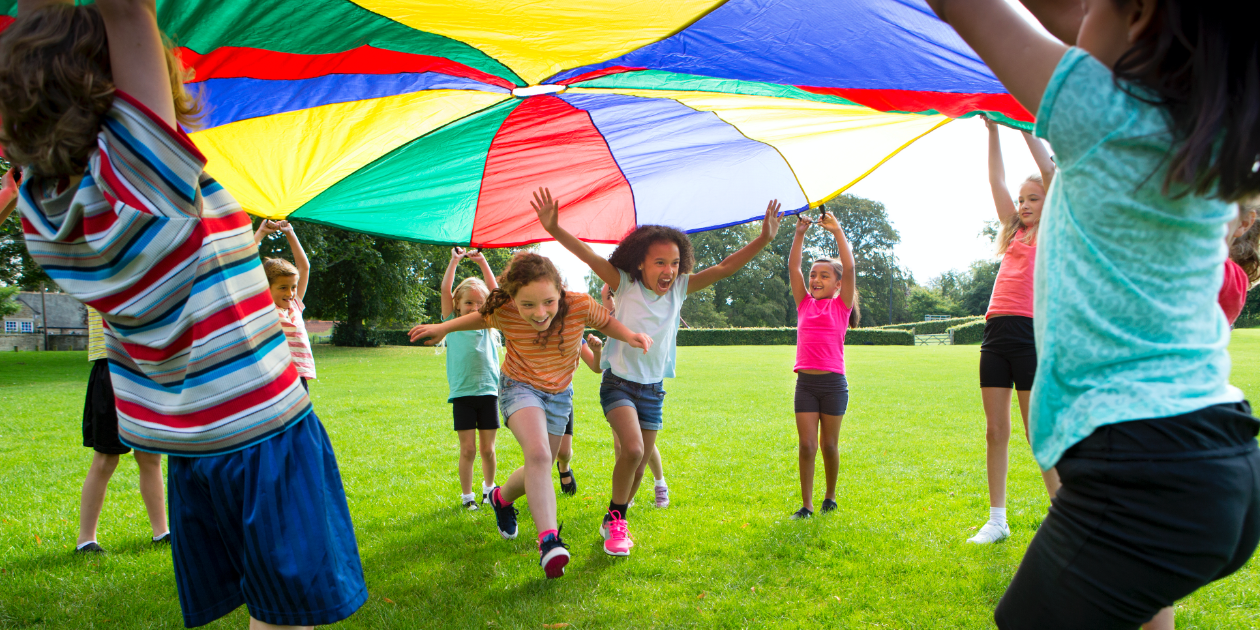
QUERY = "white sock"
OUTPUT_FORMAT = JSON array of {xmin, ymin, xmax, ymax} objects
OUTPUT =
[
  {"xmin": 989, "ymin": 507, "xmax": 1007, "ymax": 525},
  {"xmin": 152, "ymin": 531, "xmax": 169, "ymax": 541},
  {"xmin": 654, "ymin": 477, "xmax": 667, "ymax": 488},
  {"xmin": 461, "ymin": 492, "xmax": 476, "ymax": 503},
  {"xmin": 482, "ymin": 484, "xmax": 495, "ymax": 494},
  {"xmin": 76, "ymin": 540, "xmax": 97, "ymax": 550}
]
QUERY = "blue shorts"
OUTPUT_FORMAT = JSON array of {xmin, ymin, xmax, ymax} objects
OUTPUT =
[
  {"xmin": 499, "ymin": 376, "xmax": 573, "ymax": 437},
  {"xmin": 167, "ymin": 411, "xmax": 367, "ymax": 628},
  {"xmin": 600, "ymin": 371, "xmax": 666, "ymax": 431}
]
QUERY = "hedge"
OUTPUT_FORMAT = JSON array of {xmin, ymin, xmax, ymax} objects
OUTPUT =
[
  {"xmin": 947, "ymin": 319, "xmax": 986, "ymax": 345},
  {"xmin": 374, "ymin": 327, "xmax": 914, "ymax": 346},
  {"xmin": 876, "ymin": 315, "xmax": 984, "ymax": 335}
]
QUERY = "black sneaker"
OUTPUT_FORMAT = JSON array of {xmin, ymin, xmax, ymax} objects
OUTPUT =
[
  {"xmin": 821, "ymin": 499, "xmax": 838, "ymax": 513},
  {"xmin": 790, "ymin": 507, "xmax": 813, "ymax": 520},
  {"xmin": 558, "ymin": 463, "xmax": 577, "ymax": 496},
  {"xmin": 539, "ymin": 529, "xmax": 570, "ymax": 579},
  {"xmin": 75, "ymin": 542, "xmax": 105, "ymax": 554},
  {"xmin": 489, "ymin": 487, "xmax": 518, "ymax": 540},
  {"xmin": 152, "ymin": 532, "xmax": 172, "ymax": 545},
  {"xmin": 464, "ymin": 499, "xmax": 480, "ymax": 511}
]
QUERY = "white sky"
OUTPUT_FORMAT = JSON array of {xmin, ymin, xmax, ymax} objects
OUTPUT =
[{"xmin": 543, "ymin": 0, "xmax": 1049, "ymax": 289}]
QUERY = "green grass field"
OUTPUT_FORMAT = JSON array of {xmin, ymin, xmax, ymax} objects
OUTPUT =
[{"xmin": 2, "ymin": 332, "xmax": 1258, "ymax": 629}]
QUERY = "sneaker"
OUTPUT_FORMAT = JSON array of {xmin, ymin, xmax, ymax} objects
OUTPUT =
[
  {"xmin": 820, "ymin": 499, "xmax": 838, "ymax": 513},
  {"xmin": 489, "ymin": 487, "xmax": 518, "ymax": 540},
  {"xmin": 75, "ymin": 542, "xmax": 105, "ymax": 554},
  {"xmin": 539, "ymin": 530, "xmax": 571, "ymax": 579},
  {"xmin": 152, "ymin": 532, "xmax": 172, "ymax": 545},
  {"xmin": 790, "ymin": 507, "xmax": 813, "ymax": 520},
  {"xmin": 558, "ymin": 463, "xmax": 577, "ymax": 496},
  {"xmin": 482, "ymin": 487, "xmax": 493, "ymax": 504},
  {"xmin": 966, "ymin": 520, "xmax": 1010, "ymax": 544},
  {"xmin": 654, "ymin": 484, "xmax": 669, "ymax": 508},
  {"xmin": 464, "ymin": 499, "xmax": 480, "ymax": 511},
  {"xmin": 599, "ymin": 511, "xmax": 633, "ymax": 557}
]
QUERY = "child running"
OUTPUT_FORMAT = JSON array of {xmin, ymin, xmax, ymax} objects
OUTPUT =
[
  {"xmin": 1219, "ymin": 203, "xmax": 1258, "ymax": 325},
  {"xmin": 556, "ymin": 334, "xmax": 605, "ymax": 496},
  {"xmin": 930, "ymin": 1, "xmax": 1260, "ymax": 628},
  {"xmin": 254, "ymin": 220, "xmax": 317, "ymax": 391},
  {"xmin": 439, "ymin": 247, "xmax": 501, "ymax": 510},
  {"xmin": 787, "ymin": 210, "xmax": 859, "ymax": 519},
  {"xmin": 408, "ymin": 250, "xmax": 652, "ymax": 578},
  {"xmin": 535, "ymin": 186, "xmax": 781, "ymax": 557},
  {"xmin": 1, "ymin": 2, "xmax": 366, "ymax": 626},
  {"xmin": 968, "ymin": 118, "xmax": 1060, "ymax": 544}
]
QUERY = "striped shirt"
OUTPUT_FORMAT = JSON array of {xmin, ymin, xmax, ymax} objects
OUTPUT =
[
  {"xmin": 485, "ymin": 291, "xmax": 610, "ymax": 393},
  {"xmin": 18, "ymin": 92, "xmax": 310, "ymax": 456},
  {"xmin": 278, "ymin": 297, "xmax": 316, "ymax": 379},
  {"xmin": 86, "ymin": 307, "xmax": 106, "ymax": 362}
]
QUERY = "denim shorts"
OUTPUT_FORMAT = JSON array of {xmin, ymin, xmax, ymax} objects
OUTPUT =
[
  {"xmin": 599, "ymin": 371, "xmax": 666, "ymax": 431},
  {"xmin": 498, "ymin": 376, "xmax": 573, "ymax": 437}
]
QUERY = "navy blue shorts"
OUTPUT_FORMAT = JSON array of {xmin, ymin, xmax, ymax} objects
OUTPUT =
[
  {"xmin": 600, "ymin": 371, "xmax": 665, "ymax": 431},
  {"xmin": 168, "ymin": 411, "xmax": 367, "ymax": 627}
]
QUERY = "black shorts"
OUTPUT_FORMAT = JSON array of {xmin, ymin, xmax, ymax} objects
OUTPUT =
[
  {"xmin": 452, "ymin": 395, "xmax": 500, "ymax": 431},
  {"xmin": 979, "ymin": 316, "xmax": 1036, "ymax": 391},
  {"xmin": 996, "ymin": 402, "xmax": 1260, "ymax": 629},
  {"xmin": 300, "ymin": 378, "xmax": 309, "ymax": 392},
  {"xmin": 794, "ymin": 372, "xmax": 849, "ymax": 416},
  {"xmin": 564, "ymin": 410, "xmax": 574, "ymax": 436},
  {"xmin": 83, "ymin": 359, "xmax": 129, "ymax": 455}
]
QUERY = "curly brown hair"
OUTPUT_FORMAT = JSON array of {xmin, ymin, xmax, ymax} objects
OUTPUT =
[
  {"xmin": 480, "ymin": 251, "xmax": 569, "ymax": 349},
  {"xmin": 0, "ymin": 3, "xmax": 202, "ymax": 176},
  {"xmin": 607, "ymin": 225, "xmax": 694, "ymax": 285},
  {"xmin": 1231, "ymin": 207, "xmax": 1260, "ymax": 284}
]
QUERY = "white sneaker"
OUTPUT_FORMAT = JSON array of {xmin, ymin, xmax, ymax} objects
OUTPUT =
[{"xmin": 967, "ymin": 520, "xmax": 1010, "ymax": 544}]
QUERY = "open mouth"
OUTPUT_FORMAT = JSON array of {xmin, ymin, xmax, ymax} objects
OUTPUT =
[
  {"xmin": 529, "ymin": 315, "xmax": 553, "ymax": 329},
  {"xmin": 656, "ymin": 276, "xmax": 673, "ymax": 291}
]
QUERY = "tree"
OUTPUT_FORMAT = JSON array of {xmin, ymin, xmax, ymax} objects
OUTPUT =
[
  {"xmin": 0, "ymin": 286, "xmax": 19, "ymax": 317},
  {"xmin": 907, "ymin": 286, "xmax": 962, "ymax": 321}
]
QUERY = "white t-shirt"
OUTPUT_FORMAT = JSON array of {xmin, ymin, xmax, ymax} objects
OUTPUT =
[{"xmin": 600, "ymin": 268, "xmax": 689, "ymax": 384}]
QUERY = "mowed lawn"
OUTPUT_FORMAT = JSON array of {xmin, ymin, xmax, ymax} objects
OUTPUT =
[{"xmin": 1, "ymin": 332, "xmax": 1258, "ymax": 629}]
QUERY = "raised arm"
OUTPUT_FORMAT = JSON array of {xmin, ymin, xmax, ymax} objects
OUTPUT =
[
  {"xmin": 1018, "ymin": 0, "xmax": 1084, "ymax": 45},
  {"xmin": 466, "ymin": 249, "xmax": 498, "ymax": 292},
  {"xmin": 925, "ymin": 0, "xmax": 1067, "ymax": 115},
  {"xmin": 532, "ymin": 187, "xmax": 621, "ymax": 291},
  {"xmin": 689, "ymin": 199, "xmax": 782, "ymax": 294},
  {"xmin": 580, "ymin": 334, "xmax": 604, "ymax": 373},
  {"xmin": 95, "ymin": 0, "xmax": 178, "ymax": 127},
  {"xmin": 595, "ymin": 316, "xmax": 653, "ymax": 355},
  {"xmin": 1023, "ymin": 132, "xmax": 1056, "ymax": 190},
  {"xmin": 253, "ymin": 219, "xmax": 278, "ymax": 244},
  {"xmin": 818, "ymin": 213, "xmax": 857, "ymax": 309},
  {"xmin": 278, "ymin": 221, "xmax": 310, "ymax": 300},
  {"xmin": 788, "ymin": 215, "xmax": 811, "ymax": 306},
  {"xmin": 440, "ymin": 247, "xmax": 464, "ymax": 319},
  {"xmin": 987, "ymin": 119, "xmax": 1016, "ymax": 224},
  {"xmin": 408, "ymin": 311, "xmax": 488, "ymax": 345}
]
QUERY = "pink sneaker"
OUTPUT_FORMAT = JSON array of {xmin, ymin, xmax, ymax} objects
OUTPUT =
[
  {"xmin": 599, "ymin": 511, "xmax": 633, "ymax": 556},
  {"xmin": 655, "ymin": 484, "xmax": 669, "ymax": 508}
]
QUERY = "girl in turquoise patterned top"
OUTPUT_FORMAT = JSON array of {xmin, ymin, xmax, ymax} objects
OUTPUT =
[{"xmin": 928, "ymin": 0, "xmax": 1260, "ymax": 628}]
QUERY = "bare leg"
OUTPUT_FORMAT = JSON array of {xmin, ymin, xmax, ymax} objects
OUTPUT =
[
  {"xmin": 249, "ymin": 617, "xmax": 311, "ymax": 630},
  {"xmin": 478, "ymin": 429, "xmax": 497, "ymax": 488},
  {"xmin": 1015, "ymin": 390, "xmax": 1060, "ymax": 498},
  {"xmin": 819, "ymin": 414, "xmax": 844, "ymax": 502},
  {"xmin": 981, "ymin": 387, "xmax": 1014, "ymax": 509},
  {"xmin": 499, "ymin": 408, "xmax": 560, "ymax": 534},
  {"xmin": 456, "ymin": 429, "xmax": 477, "ymax": 495},
  {"xmin": 77, "ymin": 452, "xmax": 120, "ymax": 546},
  {"xmin": 647, "ymin": 444, "xmax": 664, "ymax": 481},
  {"xmin": 132, "ymin": 451, "xmax": 168, "ymax": 537},
  {"xmin": 1142, "ymin": 607, "xmax": 1175, "ymax": 630},
  {"xmin": 629, "ymin": 430, "xmax": 659, "ymax": 501},
  {"xmin": 556, "ymin": 434, "xmax": 573, "ymax": 473},
  {"xmin": 795, "ymin": 413, "xmax": 821, "ymax": 511},
  {"xmin": 607, "ymin": 406, "xmax": 644, "ymax": 505}
]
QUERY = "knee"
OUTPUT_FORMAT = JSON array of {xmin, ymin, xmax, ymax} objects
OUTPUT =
[
  {"xmin": 821, "ymin": 443, "xmax": 839, "ymax": 458},
  {"xmin": 133, "ymin": 451, "xmax": 161, "ymax": 469},
  {"xmin": 556, "ymin": 445, "xmax": 572, "ymax": 463},
  {"xmin": 619, "ymin": 442, "xmax": 645, "ymax": 464},
  {"xmin": 985, "ymin": 424, "xmax": 1010, "ymax": 445},
  {"xmin": 798, "ymin": 440, "xmax": 818, "ymax": 456},
  {"xmin": 478, "ymin": 443, "xmax": 496, "ymax": 460},
  {"xmin": 459, "ymin": 444, "xmax": 477, "ymax": 460},
  {"xmin": 523, "ymin": 446, "xmax": 552, "ymax": 469},
  {"xmin": 93, "ymin": 453, "xmax": 120, "ymax": 474}
]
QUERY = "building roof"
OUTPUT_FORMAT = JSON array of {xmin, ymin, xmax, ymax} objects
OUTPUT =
[{"xmin": 14, "ymin": 292, "xmax": 87, "ymax": 329}]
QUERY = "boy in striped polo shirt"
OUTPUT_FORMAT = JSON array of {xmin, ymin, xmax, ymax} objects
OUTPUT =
[
  {"xmin": 1, "ymin": 1, "xmax": 365, "ymax": 627},
  {"xmin": 255, "ymin": 220, "xmax": 317, "ymax": 389}
]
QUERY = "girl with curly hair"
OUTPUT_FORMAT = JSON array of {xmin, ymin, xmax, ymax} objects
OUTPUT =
[
  {"xmin": 534, "ymin": 186, "xmax": 781, "ymax": 557},
  {"xmin": 408, "ymin": 249, "xmax": 651, "ymax": 578}
]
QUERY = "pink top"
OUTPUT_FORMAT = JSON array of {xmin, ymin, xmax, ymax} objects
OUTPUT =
[
  {"xmin": 278, "ymin": 297, "xmax": 316, "ymax": 379},
  {"xmin": 795, "ymin": 296, "xmax": 853, "ymax": 374},
  {"xmin": 1218, "ymin": 258, "xmax": 1249, "ymax": 325},
  {"xmin": 987, "ymin": 229, "xmax": 1036, "ymax": 319}
]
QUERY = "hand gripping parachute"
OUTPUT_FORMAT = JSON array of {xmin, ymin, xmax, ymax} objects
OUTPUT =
[{"xmin": 0, "ymin": 0, "xmax": 1032, "ymax": 247}]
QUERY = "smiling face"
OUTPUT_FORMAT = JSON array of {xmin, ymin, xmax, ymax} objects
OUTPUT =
[
  {"xmin": 456, "ymin": 288, "xmax": 487, "ymax": 317},
  {"xmin": 808, "ymin": 262, "xmax": 841, "ymax": 300},
  {"xmin": 639, "ymin": 240, "xmax": 682, "ymax": 296},
  {"xmin": 512, "ymin": 279, "xmax": 561, "ymax": 331},
  {"xmin": 1017, "ymin": 180, "xmax": 1046, "ymax": 229},
  {"xmin": 269, "ymin": 275, "xmax": 299, "ymax": 311}
]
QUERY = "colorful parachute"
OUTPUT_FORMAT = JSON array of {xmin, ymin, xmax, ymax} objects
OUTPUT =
[{"xmin": 0, "ymin": 1, "xmax": 1031, "ymax": 247}]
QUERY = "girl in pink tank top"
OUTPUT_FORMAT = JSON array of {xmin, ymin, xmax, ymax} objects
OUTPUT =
[{"xmin": 968, "ymin": 118, "xmax": 1061, "ymax": 545}]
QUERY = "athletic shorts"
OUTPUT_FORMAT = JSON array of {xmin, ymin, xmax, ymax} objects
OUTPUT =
[
  {"xmin": 168, "ymin": 411, "xmax": 367, "ymax": 627},
  {"xmin": 995, "ymin": 402, "xmax": 1260, "ymax": 630},
  {"xmin": 83, "ymin": 359, "xmax": 129, "ymax": 455},
  {"xmin": 498, "ymin": 376, "xmax": 573, "ymax": 437},
  {"xmin": 599, "ymin": 371, "xmax": 665, "ymax": 431},
  {"xmin": 979, "ymin": 316, "xmax": 1036, "ymax": 391},
  {"xmin": 452, "ymin": 395, "xmax": 500, "ymax": 431},
  {"xmin": 564, "ymin": 410, "xmax": 574, "ymax": 436},
  {"xmin": 794, "ymin": 371, "xmax": 849, "ymax": 416},
  {"xmin": 300, "ymin": 378, "xmax": 309, "ymax": 393}
]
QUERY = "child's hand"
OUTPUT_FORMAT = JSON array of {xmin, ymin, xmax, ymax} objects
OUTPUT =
[
  {"xmin": 276, "ymin": 220, "xmax": 294, "ymax": 234},
  {"xmin": 586, "ymin": 333, "xmax": 604, "ymax": 351},
  {"xmin": 626, "ymin": 332, "xmax": 653, "ymax": 354},
  {"xmin": 466, "ymin": 248, "xmax": 486, "ymax": 264},
  {"xmin": 408, "ymin": 323, "xmax": 446, "ymax": 345},
  {"xmin": 760, "ymin": 199, "xmax": 783, "ymax": 242},
  {"xmin": 818, "ymin": 212, "xmax": 842, "ymax": 234},
  {"xmin": 531, "ymin": 187, "xmax": 560, "ymax": 233},
  {"xmin": 794, "ymin": 214, "xmax": 813, "ymax": 236},
  {"xmin": 257, "ymin": 220, "xmax": 280, "ymax": 236},
  {"xmin": 982, "ymin": 115, "xmax": 997, "ymax": 132},
  {"xmin": 451, "ymin": 246, "xmax": 466, "ymax": 261}
]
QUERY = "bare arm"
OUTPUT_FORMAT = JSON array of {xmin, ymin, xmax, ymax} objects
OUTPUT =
[
  {"xmin": 279, "ymin": 222, "xmax": 310, "ymax": 301},
  {"xmin": 440, "ymin": 248, "xmax": 464, "ymax": 320},
  {"xmin": 595, "ymin": 316, "xmax": 653, "ymax": 355},
  {"xmin": 467, "ymin": 249, "xmax": 498, "ymax": 291},
  {"xmin": 926, "ymin": 0, "xmax": 1067, "ymax": 115},
  {"xmin": 689, "ymin": 200, "xmax": 782, "ymax": 294},
  {"xmin": 407, "ymin": 311, "xmax": 488, "ymax": 345},
  {"xmin": 532, "ymin": 187, "xmax": 621, "ymax": 291},
  {"xmin": 987, "ymin": 119, "xmax": 1016, "ymax": 224},
  {"xmin": 819, "ymin": 214, "xmax": 857, "ymax": 309},
  {"xmin": 580, "ymin": 335, "xmax": 604, "ymax": 373},
  {"xmin": 788, "ymin": 215, "xmax": 811, "ymax": 306},
  {"xmin": 1023, "ymin": 132, "xmax": 1056, "ymax": 189},
  {"xmin": 96, "ymin": 0, "xmax": 178, "ymax": 127},
  {"xmin": 253, "ymin": 220, "xmax": 278, "ymax": 245},
  {"xmin": 1019, "ymin": 0, "xmax": 1083, "ymax": 45}
]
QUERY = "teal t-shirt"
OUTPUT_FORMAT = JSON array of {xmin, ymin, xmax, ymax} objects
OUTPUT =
[
  {"xmin": 1030, "ymin": 48, "xmax": 1245, "ymax": 469},
  {"xmin": 444, "ymin": 314, "xmax": 500, "ymax": 401}
]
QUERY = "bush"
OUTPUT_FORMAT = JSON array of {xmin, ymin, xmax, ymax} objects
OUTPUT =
[
  {"xmin": 331, "ymin": 323, "xmax": 381, "ymax": 347},
  {"xmin": 875, "ymin": 316, "xmax": 984, "ymax": 335},
  {"xmin": 947, "ymin": 319, "xmax": 986, "ymax": 345}
]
